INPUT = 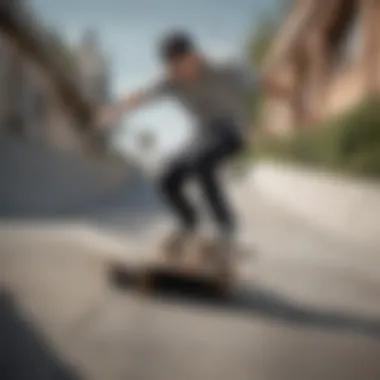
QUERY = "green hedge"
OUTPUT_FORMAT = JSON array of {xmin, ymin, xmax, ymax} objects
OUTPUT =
[{"xmin": 254, "ymin": 99, "xmax": 380, "ymax": 178}]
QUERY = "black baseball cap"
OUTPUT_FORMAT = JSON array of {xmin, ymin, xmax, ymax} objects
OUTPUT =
[{"xmin": 159, "ymin": 31, "xmax": 196, "ymax": 62}]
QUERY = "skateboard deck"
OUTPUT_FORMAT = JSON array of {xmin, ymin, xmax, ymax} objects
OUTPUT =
[
  {"xmin": 106, "ymin": 239, "xmax": 249, "ymax": 295},
  {"xmin": 138, "ymin": 254, "xmax": 235, "ymax": 294}
]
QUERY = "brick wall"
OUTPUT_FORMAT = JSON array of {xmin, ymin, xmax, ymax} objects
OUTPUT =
[{"xmin": 261, "ymin": 0, "xmax": 380, "ymax": 134}]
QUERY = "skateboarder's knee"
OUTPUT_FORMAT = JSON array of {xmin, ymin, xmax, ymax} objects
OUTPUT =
[
  {"xmin": 159, "ymin": 168, "xmax": 187, "ymax": 196},
  {"xmin": 193, "ymin": 152, "xmax": 216, "ymax": 175}
]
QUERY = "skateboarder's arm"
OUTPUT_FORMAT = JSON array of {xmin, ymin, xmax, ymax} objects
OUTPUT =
[
  {"xmin": 224, "ymin": 64, "xmax": 291, "ymax": 101},
  {"xmin": 96, "ymin": 79, "xmax": 171, "ymax": 129},
  {"xmin": 96, "ymin": 90, "xmax": 149, "ymax": 128},
  {"xmin": 226, "ymin": 63, "xmax": 292, "ymax": 100}
]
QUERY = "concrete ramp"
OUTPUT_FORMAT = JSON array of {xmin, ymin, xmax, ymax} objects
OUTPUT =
[{"xmin": 2, "ymin": 188, "xmax": 380, "ymax": 380}]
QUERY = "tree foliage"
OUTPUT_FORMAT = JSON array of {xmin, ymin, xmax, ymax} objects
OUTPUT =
[
  {"xmin": 254, "ymin": 99, "xmax": 380, "ymax": 178},
  {"xmin": 249, "ymin": 18, "xmax": 278, "ymax": 66},
  {"xmin": 248, "ymin": 0, "xmax": 294, "ymax": 67}
]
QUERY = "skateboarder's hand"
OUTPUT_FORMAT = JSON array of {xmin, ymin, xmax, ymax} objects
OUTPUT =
[{"xmin": 95, "ymin": 91, "xmax": 148, "ymax": 130}]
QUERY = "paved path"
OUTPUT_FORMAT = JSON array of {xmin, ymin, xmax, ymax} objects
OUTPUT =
[{"xmin": 2, "ymin": 180, "xmax": 380, "ymax": 380}]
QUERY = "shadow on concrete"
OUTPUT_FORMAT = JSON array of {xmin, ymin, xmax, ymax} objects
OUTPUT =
[
  {"xmin": 110, "ymin": 271, "xmax": 380, "ymax": 341},
  {"xmin": 0, "ymin": 292, "xmax": 81, "ymax": 380}
]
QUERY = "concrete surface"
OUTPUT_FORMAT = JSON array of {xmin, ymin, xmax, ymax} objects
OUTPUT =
[
  {"xmin": 1, "ymin": 176, "xmax": 380, "ymax": 380},
  {"xmin": 254, "ymin": 162, "xmax": 380, "ymax": 250}
]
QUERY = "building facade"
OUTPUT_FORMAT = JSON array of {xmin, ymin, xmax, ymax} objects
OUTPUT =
[
  {"xmin": 261, "ymin": 0, "xmax": 380, "ymax": 136},
  {"xmin": 0, "ymin": 0, "xmax": 113, "ymax": 154}
]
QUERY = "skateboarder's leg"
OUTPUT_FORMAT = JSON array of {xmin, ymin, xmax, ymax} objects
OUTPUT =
[
  {"xmin": 198, "ymin": 162, "xmax": 236, "ymax": 235},
  {"xmin": 193, "ymin": 119, "xmax": 245, "ymax": 275},
  {"xmin": 195, "ymin": 119, "xmax": 244, "ymax": 236},
  {"xmin": 158, "ymin": 158, "xmax": 198, "ymax": 254}
]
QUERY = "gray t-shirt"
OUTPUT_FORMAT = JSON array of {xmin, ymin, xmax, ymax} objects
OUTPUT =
[{"xmin": 146, "ymin": 62, "xmax": 258, "ymax": 138}]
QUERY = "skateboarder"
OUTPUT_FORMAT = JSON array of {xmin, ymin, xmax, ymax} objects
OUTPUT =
[{"xmin": 97, "ymin": 31, "xmax": 289, "ymax": 274}]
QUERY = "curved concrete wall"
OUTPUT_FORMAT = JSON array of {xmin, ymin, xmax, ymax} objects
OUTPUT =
[{"xmin": 0, "ymin": 137, "xmax": 131, "ymax": 217}]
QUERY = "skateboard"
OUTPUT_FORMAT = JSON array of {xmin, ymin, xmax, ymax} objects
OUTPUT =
[{"xmin": 106, "ymin": 238, "xmax": 243, "ymax": 296}]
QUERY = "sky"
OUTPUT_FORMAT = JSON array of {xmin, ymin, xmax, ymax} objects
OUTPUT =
[{"xmin": 30, "ymin": 0, "xmax": 279, "ymax": 165}]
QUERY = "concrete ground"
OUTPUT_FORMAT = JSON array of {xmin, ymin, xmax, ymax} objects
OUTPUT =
[{"xmin": 1, "ymin": 181, "xmax": 380, "ymax": 380}]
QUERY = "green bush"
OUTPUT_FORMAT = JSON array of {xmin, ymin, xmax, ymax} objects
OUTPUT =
[
  {"xmin": 346, "ymin": 146, "xmax": 380, "ymax": 177},
  {"xmin": 255, "ymin": 99, "xmax": 380, "ymax": 178}
]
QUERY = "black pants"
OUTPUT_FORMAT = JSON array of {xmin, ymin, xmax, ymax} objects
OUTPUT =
[{"xmin": 159, "ymin": 119, "xmax": 244, "ymax": 234}]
